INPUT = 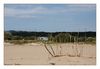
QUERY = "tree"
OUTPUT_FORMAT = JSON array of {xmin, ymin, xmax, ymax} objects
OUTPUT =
[
  {"xmin": 4, "ymin": 32, "xmax": 12, "ymax": 40},
  {"xmin": 54, "ymin": 33, "xmax": 71, "ymax": 43}
]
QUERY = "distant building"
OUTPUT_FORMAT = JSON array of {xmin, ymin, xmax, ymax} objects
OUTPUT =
[{"xmin": 37, "ymin": 37, "xmax": 48, "ymax": 41}]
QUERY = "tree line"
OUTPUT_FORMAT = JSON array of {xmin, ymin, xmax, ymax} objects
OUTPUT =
[{"xmin": 4, "ymin": 30, "xmax": 96, "ymax": 43}]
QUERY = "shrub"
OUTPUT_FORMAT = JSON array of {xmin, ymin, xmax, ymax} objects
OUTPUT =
[
  {"xmin": 53, "ymin": 33, "xmax": 71, "ymax": 43},
  {"xmin": 4, "ymin": 32, "xmax": 12, "ymax": 40},
  {"xmin": 86, "ymin": 37, "xmax": 96, "ymax": 44}
]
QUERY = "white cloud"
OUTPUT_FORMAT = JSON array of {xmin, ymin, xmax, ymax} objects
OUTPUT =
[
  {"xmin": 66, "ymin": 4, "xmax": 96, "ymax": 12},
  {"xmin": 4, "ymin": 4, "xmax": 96, "ymax": 18},
  {"xmin": 4, "ymin": 6, "xmax": 53, "ymax": 18},
  {"xmin": 15, "ymin": 15, "xmax": 37, "ymax": 18},
  {"xmin": 67, "ymin": 4, "xmax": 95, "ymax": 8}
]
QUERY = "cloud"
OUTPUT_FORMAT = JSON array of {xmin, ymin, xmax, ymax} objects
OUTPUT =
[
  {"xmin": 4, "ymin": 4, "xmax": 96, "ymax": 18},
  {"xmin": 4, "ymin": 6, "xmax": 53, "ymax": 18},
  {"xmin": 65, "ymin": 4, "xmax": 96, "ymax": 12},
  {"xmin": 15, "ymin": 15, "xmax": 38, "ymax": 18}
]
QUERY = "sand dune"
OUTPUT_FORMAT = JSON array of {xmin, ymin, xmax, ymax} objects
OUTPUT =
[{"xmin": 4, "ymin": 43, "xmax": 96, "ymax": 65}]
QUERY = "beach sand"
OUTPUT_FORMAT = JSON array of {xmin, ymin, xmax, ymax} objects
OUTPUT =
[{"xmin": 4, "ymin": 43, "xmax": 96, "ymax": 65}]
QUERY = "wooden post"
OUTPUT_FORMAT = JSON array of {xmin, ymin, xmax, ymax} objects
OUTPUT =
[{"xmin": 44, "ymin": 42, "xmax": 54, "ymax": 57}]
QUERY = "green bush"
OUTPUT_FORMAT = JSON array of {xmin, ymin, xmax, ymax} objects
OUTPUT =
[
  {"xmin": 53, "ymin": 33, "xmax": 71, "ymax": 43},
  {"xmin": 4, "ymin": 32, "xmax": 12, "ymax": 40},
  {"xmin": 86, "ymin": 37, "xmax": 96, "ymax": 44}
]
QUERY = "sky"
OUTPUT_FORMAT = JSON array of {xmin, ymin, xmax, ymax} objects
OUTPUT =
[{"xmin": 4, "ymin": 4, "xmax": 96, "ymax": 32}]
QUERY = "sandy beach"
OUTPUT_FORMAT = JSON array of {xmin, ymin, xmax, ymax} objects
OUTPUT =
[{"xmin": 4, "ymin": 43, "xmax": 96, "ymax": 65}]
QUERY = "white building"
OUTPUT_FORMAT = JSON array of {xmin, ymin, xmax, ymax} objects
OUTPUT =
[{"xmin": 37, "ymin": 37, "xmax": 48, "ymax": 41}]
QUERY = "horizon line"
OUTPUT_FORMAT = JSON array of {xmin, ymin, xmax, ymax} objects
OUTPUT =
[{"xmin": 4, "ymin": 30, "xmax": 96, "ymax": 32}]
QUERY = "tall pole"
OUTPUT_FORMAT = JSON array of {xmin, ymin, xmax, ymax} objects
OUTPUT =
[
  {"xmin": 84, "ymin": 28, "xmax": 87, "ymax": 42},
  {"xmin": 43, "ymin": 41, "xmax": 54, "ymax": 57}
]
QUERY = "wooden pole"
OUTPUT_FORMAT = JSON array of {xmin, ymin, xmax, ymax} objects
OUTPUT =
[
  {"xmin": 44, "ymin": 42, "xmax": 54, "ymax": 57},
  {"xmin": 49, "ymin": 44, "xmax": 55, "ymax": 56}
]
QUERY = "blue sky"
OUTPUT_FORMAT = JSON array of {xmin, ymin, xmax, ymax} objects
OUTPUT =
[{"xmin": 4, "ymin": 4, "xmax": 96, "ymax": 32}]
